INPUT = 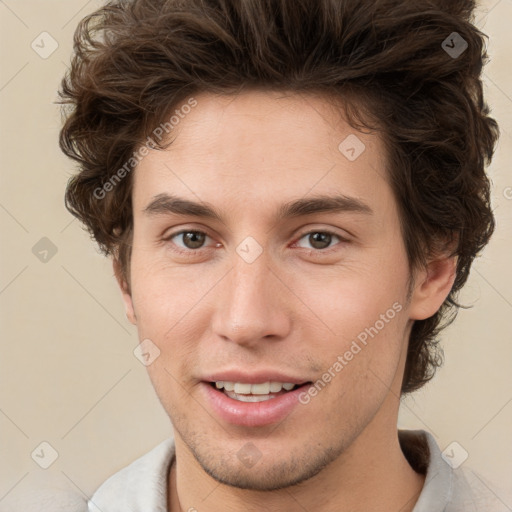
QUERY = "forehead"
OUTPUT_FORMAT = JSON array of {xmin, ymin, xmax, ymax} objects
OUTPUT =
[{"xmin": 132, "ymin": 90, "xmax": 392, "ymax": 218}]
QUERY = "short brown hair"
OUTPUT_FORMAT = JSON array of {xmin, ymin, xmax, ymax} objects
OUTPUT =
[{"xmin": 59, "ymin": 0, "xmax": 499, "ymax": 394}]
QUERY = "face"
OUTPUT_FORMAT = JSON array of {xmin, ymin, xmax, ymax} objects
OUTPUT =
[{"xmin": 117, "ymin": 90, "xmax": 451, "ymax": 491}]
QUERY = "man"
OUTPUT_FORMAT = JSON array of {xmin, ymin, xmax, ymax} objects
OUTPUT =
[{"xmin": 59, "ymin": 0, "xmax": 506, "ymax": 510}]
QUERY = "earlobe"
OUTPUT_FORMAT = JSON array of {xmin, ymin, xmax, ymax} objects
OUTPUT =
[
  {"xmin": 112, "ymin": 258, "xmax": 137, "ymax": 325},
  {"xmin": 408, "ymin": 255, "xmax": 457, "ymax": 321}
]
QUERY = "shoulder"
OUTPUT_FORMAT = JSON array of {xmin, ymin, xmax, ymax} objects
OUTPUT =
[
  {"xmin": 400, "ymin": 429, "xmax": 512, "ymax": 512},
  {"xmin": 448, "ymin": 467, "xmax": 512, "ymax": 512},
  {"xmin": 88, "ymin": 437, "xmax": 175, "ymax": 512}
]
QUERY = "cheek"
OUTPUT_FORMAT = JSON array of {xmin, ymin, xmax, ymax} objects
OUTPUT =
[
  {"xmin": 295, "ymin": 262, "xmax": 408, "ymax": 342},
  {"xmin": 129, "ymin": 255, "xmax": 224, "ymax": 393},
  {"xmin": 290, "ymin": 254, "xmax": 410, "ymax": 400},
  {"xmin": 130, "ymin": 251, "xmax": 213, "ymax": 331}
]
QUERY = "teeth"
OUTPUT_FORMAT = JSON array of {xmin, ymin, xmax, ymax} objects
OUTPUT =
[
  {"xmin": 223, "ymin": 381, "xmax": 235, "ymax": 392},
  {"xmin": 269, "ymin": 381, "xmax": 283, "ymax": 392},
  {"xmin": 251, "ymin": 382, "xmax": 270, "ymax": 394},
  {"xmin": 214, "ymin": 381, "xmax": 297, "ymax": 394},
  {"xmin": 234, "ymin": 382, "xmax": 252, "ymax": 394},
  {"xmin": 224, "ymin": 390, "xmax": 277, "ymax": 402}
]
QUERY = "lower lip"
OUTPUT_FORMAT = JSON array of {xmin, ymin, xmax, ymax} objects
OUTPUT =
[{"xmin": 201, "ymin": 382, "xmax": 310, "ymax": 427}]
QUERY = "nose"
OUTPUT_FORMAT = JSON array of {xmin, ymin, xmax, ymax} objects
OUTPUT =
[{"xmin": 210, "ymin": 251, "xmax": 292, "ymax": 347}]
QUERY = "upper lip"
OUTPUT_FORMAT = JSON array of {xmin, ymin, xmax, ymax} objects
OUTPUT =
[{"xmin": 202, "ymin": 370, "xmax": 311, "ymax": 385}]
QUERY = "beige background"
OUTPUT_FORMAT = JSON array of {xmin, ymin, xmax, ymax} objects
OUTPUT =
[{"xmin": 0, "ymin": 0, "xmax": 511, "ymax": 509}]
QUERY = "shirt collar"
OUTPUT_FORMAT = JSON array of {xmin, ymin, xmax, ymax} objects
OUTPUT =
[{"xmin": 400, "ymin": 429, "xmax": 453, "ymax": 512}]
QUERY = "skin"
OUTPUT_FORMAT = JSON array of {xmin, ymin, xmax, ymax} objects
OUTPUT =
[{"xmin": 114, "ymin": 90, "xmax": 456, "ymax": 512}]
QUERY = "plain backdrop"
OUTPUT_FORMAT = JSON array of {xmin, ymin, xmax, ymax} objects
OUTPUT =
[{"xmin": 0, "ymin": 0, "xmax": 511, "ymax": 509}]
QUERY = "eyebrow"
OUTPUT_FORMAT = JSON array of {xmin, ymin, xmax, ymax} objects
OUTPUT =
[{"xmin": 143, "ymin": 193, "xmax": 373, "ymax": 221}]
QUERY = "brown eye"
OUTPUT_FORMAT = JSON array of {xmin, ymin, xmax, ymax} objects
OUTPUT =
[
  {"xmin": 296, "ymin": 231, "xmax": 341, "ymax": 251},
  {"xmin": 181, "ymin": 231, "xmax": 206, "ymax": 249},
  {"xmin": 170, "ymin": 230, "xmax": 209, "ymax": 250},
  {"xmin": 308, "ymin": 232, "xmax": 332, "ymax": 249}
]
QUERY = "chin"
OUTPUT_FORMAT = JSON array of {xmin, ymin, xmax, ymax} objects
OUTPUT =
[
  {"xmin": 201, "ymin": 462, "xmax": 322, "ymax": 491},
  {"xmin": 189, "ymin": 438, "xmax": 341, "ymax": 492}
]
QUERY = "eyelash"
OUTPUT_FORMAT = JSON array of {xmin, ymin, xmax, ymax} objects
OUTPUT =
[{"xmin": 163, "ymin": 228, "xmax": 347, "ymax": 257}]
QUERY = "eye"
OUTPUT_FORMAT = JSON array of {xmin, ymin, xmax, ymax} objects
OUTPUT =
[
  {"xmin": 166, "ymin": 230, "xmax": 214, "ymax": 251},
  {"xmin": 295, "ymin": 230, "xmax": 344, "ymax": 251}
]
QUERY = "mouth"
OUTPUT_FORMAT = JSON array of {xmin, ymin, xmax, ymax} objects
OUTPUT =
[{"xmin": 201, "ymin": 380, "xmax": 313, "ymax": 427}]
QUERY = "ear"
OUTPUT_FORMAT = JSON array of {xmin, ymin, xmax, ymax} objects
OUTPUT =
[
  {"xmin": 113, "ymin": 258, "xmax": 137, "ymax": 325},
  {"xmin": 408, "ymin": 254, "xmax": 458, "ymax": 321}
]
